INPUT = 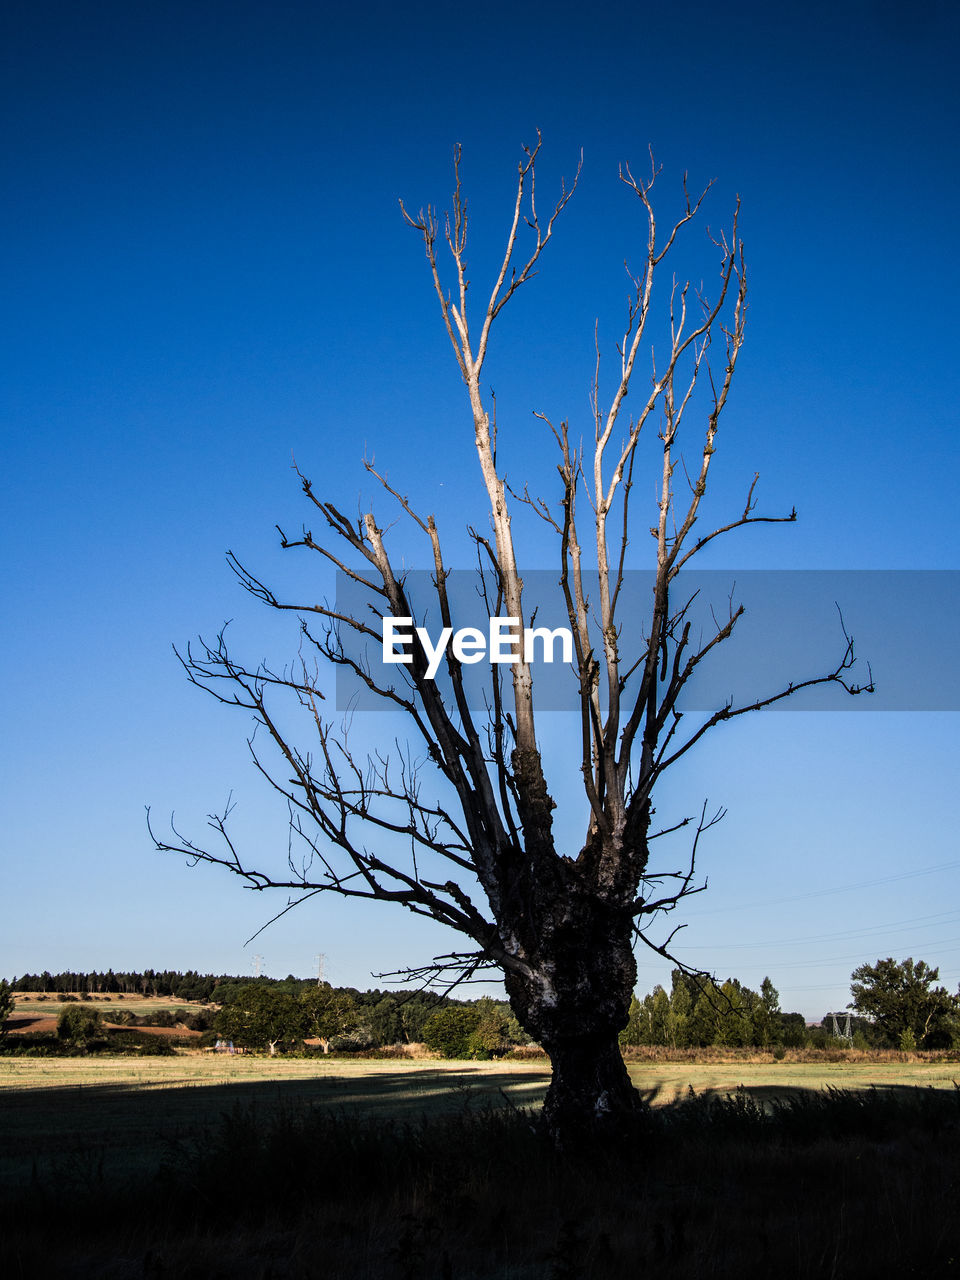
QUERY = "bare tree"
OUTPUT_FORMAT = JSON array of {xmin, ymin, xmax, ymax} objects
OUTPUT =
[{"xmin": 151, "ymin": 139, "xmax": 870, "ymax": 1138}]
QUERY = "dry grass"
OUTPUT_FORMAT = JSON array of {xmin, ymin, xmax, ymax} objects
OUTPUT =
[
  {"xmin": 0, "ymin": 1056, "xmax": 552, "ymax": 1197},
  {"xmin": 2, "ymin": 1049, "xmax": 954, "ymax": 1096},
  {"xmin": 9, "ymin": 992, "xmax": 214, "ymax": 1017},
  {"xmin": 0, "ymin": 1052, "xmax": 550, "ymax": 1094},
  {"xmin": 628, "ymin": 1057, "xmax": 960, "ymax": 1104},
  {"xmin": 2, "ymin": 1069, "xmax": 959, "ymax": 1279},
  {"xmin": 622, "ymin": 1042, "xmax": 960, "ymax": 1065},
  {"xmin": 1, "ymin": 1052, "xmax": 955, "ymax": 1203}
]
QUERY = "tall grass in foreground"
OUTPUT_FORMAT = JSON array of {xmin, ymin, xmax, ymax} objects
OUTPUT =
[{"xmin": 3, "ymin": 1085, "xmax": 959, "ymax": 1279}]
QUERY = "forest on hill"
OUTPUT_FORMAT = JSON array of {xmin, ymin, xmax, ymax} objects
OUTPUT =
[{"xmin": 7, "ymin": 958, "xmax": 960, "ymax": 1054}]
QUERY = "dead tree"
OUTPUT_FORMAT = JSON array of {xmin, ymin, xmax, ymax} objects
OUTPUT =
[{"xmin": 151, "ymin": 139, "xmax": 870, "ymax": 1138}]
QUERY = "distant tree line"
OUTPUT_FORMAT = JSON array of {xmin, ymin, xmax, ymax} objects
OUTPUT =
[
  {"xmin": 10, "ymin": 969, "xmax": 272, "ymax": 1000},
  {"xmin": 6, "ymin": 971, "xmax": 529, "ymax": 1054},
  {"xmin": 7, "ymin": 969, "xmax": 450, "ymax": 1028},
  {"xmin": 10, "ymin": 957, "xmax": 959, "ymax": 1054},
  {"xmin": 212, "ymin": 983, "xmax": 530, "ymax": 1056},
  {"xmin": 623, "ymin": 959, "xmax": 960, "ymax": 1051},
  {"xmin": 620, "ymin": 972, "xmax": 809, "ymax": 1049}
]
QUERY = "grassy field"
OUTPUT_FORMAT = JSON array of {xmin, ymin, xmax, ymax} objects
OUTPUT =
[
  {"xmin": 1, "ymin": 1052, "xmax": 957, "ymax": 1193},
  {"xmin": 2, "ymin": 1048, "xmax": 956, "ymax": 1098},
  {"xmin": 630, "ymin": 1055, "xmax": 960, "ymax": 1100},
  {"xmin": 2, "ymin": 1053, "xmax": 958, "ymax": 1278},
  {"xmin": 0, "ymin": 1057, "xmax": 550, "ymax": 1189},
  {"xmin": 8, "ymin": 992, "xmax": 213, "ymax": 1017}
]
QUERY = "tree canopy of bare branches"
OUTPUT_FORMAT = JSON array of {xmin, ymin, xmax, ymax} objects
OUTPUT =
[{"xmin": 152, "ymin": 138, "xmax": 870, "ymax": 1137}]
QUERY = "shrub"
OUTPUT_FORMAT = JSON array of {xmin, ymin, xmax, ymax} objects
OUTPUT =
[
  {"xmin": 101, "ymin": 1030, "xmax": 176, "ymax": 1056},
  {"xmin": 329, "ymin": 1044, "xmax": 413, "ymax": 1060},
  {"xmin": 503, "ymin": 1045, "xmax": 547, "ymax": 1060},
  {"xmin": 183, "ymin": 1009, "xmax": 215, "ymax": 1032},
  {"xmin": 56, "ymin": 1006, "xmax": 103, "ymax": 1044}
]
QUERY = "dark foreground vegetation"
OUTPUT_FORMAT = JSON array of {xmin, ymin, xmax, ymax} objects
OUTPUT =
[{"xmin": 3, "ymin": 1083, "xmax": 959, "ymax": 1279}]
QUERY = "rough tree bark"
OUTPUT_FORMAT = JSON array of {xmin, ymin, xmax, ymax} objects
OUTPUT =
[{"xmin": 151, "ymin": 138, "xmax": 870, "ymax": 1140}]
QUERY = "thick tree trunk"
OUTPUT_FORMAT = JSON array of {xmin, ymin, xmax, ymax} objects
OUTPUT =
[
  {"xmin": 542, "ymin": 1031, "xmax": 643, "ymax": 1138},
  {"xmin": 502, "ymin": 890, "xmax": 643, "ymax": 1141}
]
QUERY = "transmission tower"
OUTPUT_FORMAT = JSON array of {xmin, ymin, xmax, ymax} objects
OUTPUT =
[
  {"xmin": 827, "ymin": 1011, "xmax": 853, "ymax": 1043},
  {"xmin": 315, "ymin": 953, "xmax": 326, "ymax": 986}
]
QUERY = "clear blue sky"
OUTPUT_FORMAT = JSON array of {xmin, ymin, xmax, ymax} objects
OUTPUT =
[{"xmin": 2, "ymin": 0, "xmax": 958, "ymax": 1018}]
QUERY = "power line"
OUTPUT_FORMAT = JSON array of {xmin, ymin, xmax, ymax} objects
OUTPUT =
[
  {"xmin": 671, "ymin": 939, "xmax": 960, "ymax": 973},
  {"xmin": 677, "ymin": 908, "xmax": 960, "ymax": 952},
  {"xmin": 686, "ymin": 859, "xmax": 960, "ymax": 917},
  {"xmin": 766, "ymin": 938, "xmax": 960, "ymax": 971},
  {"xmin": 777, "ymin": 983, "xmax": 855, "ymax": 993}
]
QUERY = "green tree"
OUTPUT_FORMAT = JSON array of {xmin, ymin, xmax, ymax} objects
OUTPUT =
[
  {"xmin": 621, "ymin": 985, "xmax": 672, "ymax": 1046},
  {"xmin": 502, "ymin": 1007, "xmax": 530, "ymax": 1048},
  {"xmin": 215, "ymin": 984, "xmax": 304, "ymax": 1055},
  {"xmin": 299, "ymin": 984, "xmax": 358, "ymax": 1053},
  {"xmin": 0, "ymin": 980, "xmax": 14, "ymax": 1040},
  {"xmin": 753, "ymin": 976, "xmax": 781, "ymax": 1048},
  {"xmin": 619, "ymin": 994, "xmax": 644, "ymax": 1047},
  {"xmin": 667, "ymin": 971, "xmax": 695, "ymax": 1048},
  {"xmin": 367, "ymin": 996, "xmax": 403, "ymax": 1047},
  {"xmin": 397, "ymin": 998, "xmax": 433, "ymax": 1045},
  {"xmin": 849, "ymin": 957, "xmax": 959, "ymax": 1049},
  {"xmin": 899, "ymin": 1027, "xmax": 918, "ymax": 1051},
  {"xmin": 647, "ymin": 986, "xmax": 671, "ymax": 1046},
  {"xmin": 713, "ymin": 979, "xmax": 752, "ymax": 1047},
  {"xmin": 687, "ymin": 986, "xmax": 721, "ymax": 1047},
  {"xmin": 779, "ymin": 1012, "xmax": 808, "ymax": 1048},
  {"xmin": 466, "ymin": 997, "xmax": 511, "ymax": 1058},
  {"xmin": 423, "ymin": 1005, "xmax": 482, "ymax": 1058}
]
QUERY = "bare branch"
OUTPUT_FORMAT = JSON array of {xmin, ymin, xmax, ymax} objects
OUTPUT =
[{"xmin": 157, "ymin": 144, "xmax": 872, "ymax": 1138}]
